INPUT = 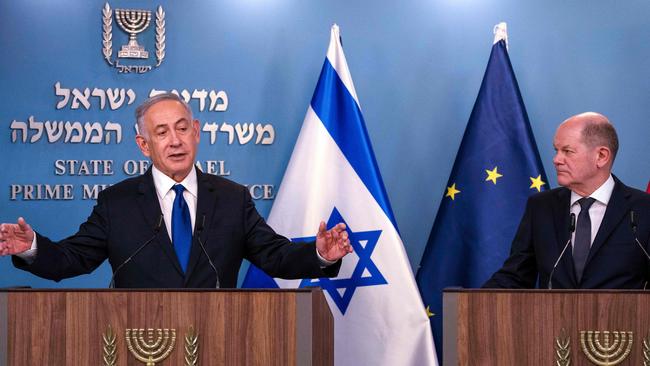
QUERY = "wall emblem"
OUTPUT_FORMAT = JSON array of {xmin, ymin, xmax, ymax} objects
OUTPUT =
[
  {"xmin": 102, "ymin": 3, "xmax": 165, "ymax": 74},
  {"xmin": 102, "ymin": 325, "xmax": 199, "ymax": 366},
  {"xmin": 580, "ymin": 330, "xmax": 632, "ymax": 366}
]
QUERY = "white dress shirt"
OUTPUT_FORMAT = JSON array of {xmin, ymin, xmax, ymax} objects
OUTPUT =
[
  {"xmin": 570, "ymin": 174, "xmax": 615, "ymax": 249},
  {"xmin": 151, "ymin": 165, "xmax": 198, "ymax": 239}
]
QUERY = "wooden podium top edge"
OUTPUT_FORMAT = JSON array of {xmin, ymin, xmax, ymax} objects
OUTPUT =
[
  {"xmin": 443, "ymin": 287, "xmax": 650, "ymax": 294},
  {"xmin": 0, "ymin": 287, "xmax": 322, "ymax": 293}
]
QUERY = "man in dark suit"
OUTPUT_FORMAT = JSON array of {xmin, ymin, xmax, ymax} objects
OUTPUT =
[
  {"xmin": 484, "ymin": 112, "xmax": 650, "ymax": 289},
  {"xmin": 0, "ymin": 93, "xmax": 353, "ymax": 288}
]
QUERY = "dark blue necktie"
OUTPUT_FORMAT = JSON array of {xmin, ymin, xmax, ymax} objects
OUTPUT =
[
  {"xmin": 573, "ymin": 197, "xmax": 596, "ymax": 283},
  {"xmin": 172, "ymin": 184, "xmax": 192, "ymax": 273}
]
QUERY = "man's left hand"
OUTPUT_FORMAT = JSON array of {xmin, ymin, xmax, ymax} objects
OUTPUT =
[{"xmin": 315, "ymin": 221, "xmax": 353, "ymax": 261}]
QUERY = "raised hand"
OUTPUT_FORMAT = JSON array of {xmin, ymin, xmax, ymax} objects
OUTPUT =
[
  {"xmin": 315, "ymin": 221, "xmax": 353, "ymax": 262},
  {"xmin": 0, "ymin": 217, "xmax": 35, "ymax": 256}
]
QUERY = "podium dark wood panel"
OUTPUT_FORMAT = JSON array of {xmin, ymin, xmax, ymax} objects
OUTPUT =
[
  {"xmin": 444, "ymin": 289, "xmax": 650, "ymax": 366},
  {"xmin": 0, "ymin": 288, "xmax": 333, "ymax": 366}
]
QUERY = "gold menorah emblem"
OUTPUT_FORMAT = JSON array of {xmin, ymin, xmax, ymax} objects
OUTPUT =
[
  {"xmin": 114, "ymin": 8, "xmax": 151, "ymax": 58},
  {"xmin": 125, "ymin": 328, "xmax": 176, "ymax": 366},
  {"xmin": 580, "ymin": 330, "xmax": 633, "ymax": 366}
]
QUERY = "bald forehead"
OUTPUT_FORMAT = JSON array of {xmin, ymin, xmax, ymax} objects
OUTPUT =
[
  {"xmin": 561, "ymin": 112, "xmax": 609, "ymax": 129},
  {"xmin": 553, "ymin": 121, "xmax": 582, "ymax": 148}
]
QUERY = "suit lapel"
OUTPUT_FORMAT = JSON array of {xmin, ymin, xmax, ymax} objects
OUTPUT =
[
  {"xmin": 551, "ymin": 188, "xmax": 578, "ymax": 286},
  {"xmin": 585, "ymin": 178, "xmax": 631, "ymax": 266},
  {"xmin": 184, "ymin": 170, "xmax": 219, "ymax": 284},
  {"xmin": 137, "ymin": 168, "xmax": 185, "ymax": 277}
]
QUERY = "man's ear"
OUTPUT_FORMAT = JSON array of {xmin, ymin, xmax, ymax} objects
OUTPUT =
[
  {"xmin": 595, "ymin": 146, "xmax": 611, "ymax": 169},
  {"xmin": 193, "ymin": 119, "xmax": 201, "ymax": 143},
  {"xmin": 135, "ymin": 135, "xmax": 151, "ymax": 157}
]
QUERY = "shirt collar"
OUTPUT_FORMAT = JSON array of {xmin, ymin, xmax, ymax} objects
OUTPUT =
[
  {"xmin": 570, "ymin": 174, "xmax": 615, "ymax": 206},
  {"xmin": 151, "ymin": 165, "xmax": 198, "ymax": 200}
]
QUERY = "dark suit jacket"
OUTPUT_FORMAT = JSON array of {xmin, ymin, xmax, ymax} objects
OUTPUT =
[
  {"xmin": 13, "ymin": 169, "xmax": 340, "ymax": 288},
  {"xmin": 484, "ymin": 176, "xmax": 650, "ymax": 289}
]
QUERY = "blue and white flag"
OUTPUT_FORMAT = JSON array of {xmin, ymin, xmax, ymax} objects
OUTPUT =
[{"xmin": 243, "ymin": 24, "xmax": 437, "ymax": 366}]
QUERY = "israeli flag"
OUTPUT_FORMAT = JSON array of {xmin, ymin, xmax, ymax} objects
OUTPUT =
[{"xmin": 243, "ymin": 24, "xmax": 437, "ymax": 365}]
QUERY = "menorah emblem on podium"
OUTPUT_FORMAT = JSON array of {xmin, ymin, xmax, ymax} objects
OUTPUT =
[
  {"xmin": 115, "ymin": 8, "xmax": 151, "ymax": 58},
  {"xmin": 580, "ymin": 330, "xmax": 633, "ymax": 366},
  {"xmin": 125, "ymin": 328, "xmax": 176, "ymax": 366}
]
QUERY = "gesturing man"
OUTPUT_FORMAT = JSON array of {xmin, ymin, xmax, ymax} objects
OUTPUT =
[{"xmin": 0, "ymin": 93, "xmax": 352, "ymax": 288}]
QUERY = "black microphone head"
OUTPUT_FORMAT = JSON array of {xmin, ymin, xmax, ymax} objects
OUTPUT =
[
  {"xmin": 631, "ymin": 210, "xmax": 638, "ymax": 233},
  {"xmin": 155, "ymin": 214, "xmax": 164, "ymax": 231},
  {"xmin": 569, "ymin": 213, "xmax": 576, "ymax": 233},
  {"xmin": 197, "ymin": 214, "xmax": 206, "ymax": 232}
]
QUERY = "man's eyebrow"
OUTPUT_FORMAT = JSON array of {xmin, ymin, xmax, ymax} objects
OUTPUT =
[
  {"xmin": 154, "ymin": 118, "xmax": 187, "ymax": 129},
  {"xmin": 554, "ymin": 143, "xmax": 573, "ymax": 150}
]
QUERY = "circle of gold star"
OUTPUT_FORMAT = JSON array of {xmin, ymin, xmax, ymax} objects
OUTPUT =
[
  {"xmin": 485, "ymin": 166, "xmax": 503, "ymax": 184},
  {"xmin": 529, "ymin": 175, "xmax": 546, "ymax": 192},
  {"xmin": 446, "ymin": 183, "xmax": 460, "ymax": 200}
]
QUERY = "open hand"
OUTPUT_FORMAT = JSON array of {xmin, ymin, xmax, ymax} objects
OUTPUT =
[{"xmin": 0, "ymin": 217, "xmax": 35, "ymax": 256}]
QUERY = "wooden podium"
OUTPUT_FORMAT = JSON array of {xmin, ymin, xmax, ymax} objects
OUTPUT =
[
  {"xmin": 444, "ymin": 289, "xmax": 650, "ymax": 365},
  {"xmin": 0, "ymin": 288, "xmax": 333, "ymax": 366}
]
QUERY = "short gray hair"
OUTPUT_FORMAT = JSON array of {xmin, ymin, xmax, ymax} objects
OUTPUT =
[
  {"xmin": 135, "ymin": 92, "xmax": 193, "ymax": 136},
  {"xmin": 581, "ymin": 117, "xmax": 619, "ymax": 162}
]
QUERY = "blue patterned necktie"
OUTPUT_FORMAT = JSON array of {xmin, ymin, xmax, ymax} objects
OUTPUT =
[
  {"xmin": 573, "ymin": 197, "xmax": 596, "ymax": 283},
  {"xmin": 172, "ymin": 184, "xmax": 192, "ymax": 273}
]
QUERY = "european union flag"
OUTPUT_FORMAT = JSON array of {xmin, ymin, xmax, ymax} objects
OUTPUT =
[{"xmin": 415, "ymin": 36, "xmax": 548, "ymax": 360}]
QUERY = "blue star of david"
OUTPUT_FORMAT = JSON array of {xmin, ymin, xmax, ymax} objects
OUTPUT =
[{"xmin": 293, "ymin": 207, "xmax": 387, "ymax": 315}]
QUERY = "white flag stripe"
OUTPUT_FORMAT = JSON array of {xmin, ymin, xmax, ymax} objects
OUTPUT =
[
  {"xmin": 250, "ymin": 24, "xmax": 437, "ymax": 365},
  {"xmin": 273, "ymin": 106, "xmax": 436, "ymax": 365},
  {"xmin": 271, "ymin": 107, "xmax": 390, "ymax": 239},
  {"xmin": 326, "ymin": 24, "xmax": 360, "ymax": 107}
]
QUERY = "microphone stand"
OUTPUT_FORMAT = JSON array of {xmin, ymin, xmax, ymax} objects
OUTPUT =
[{"xmin": 547, "ymin": 213, "xmax": 576, "ymax": 290}]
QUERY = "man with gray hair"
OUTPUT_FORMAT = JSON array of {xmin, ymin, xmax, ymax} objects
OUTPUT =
[
  {"xmin": 484, "ymin": 112, "xmax": 650, "ymax": 288},
  {"xmin": 0, "ymin": 93, "xmax": 352, "ymax": 287}
]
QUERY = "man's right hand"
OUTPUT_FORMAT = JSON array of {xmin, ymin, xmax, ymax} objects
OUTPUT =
[{"xmin": 0, "ymin": 217, "xmax": 35, "ymax": 256}]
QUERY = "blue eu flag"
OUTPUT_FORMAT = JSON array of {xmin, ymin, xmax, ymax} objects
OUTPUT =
[{"xmin": 415, "ymin": 39, "xmax": 548, "ymax": 360}]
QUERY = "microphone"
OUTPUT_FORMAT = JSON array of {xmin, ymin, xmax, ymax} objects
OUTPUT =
[
  {"xmin": 548, "ymin": 213, "xmax": 576, "ymax": 289},
  {"xmin": 195, "ymin": 214, "xmax": 220, "ymax": 288},
  {"xmin": 108, "ymin": 215, "xmax": 163, "ymax": 288},
  {"xmin": 630, "ymin": 210, "xmax": 650, "ymax": 261},
  {"xmin": 630, "ymin": 211, "xmax": 650, "ymax": 289}
]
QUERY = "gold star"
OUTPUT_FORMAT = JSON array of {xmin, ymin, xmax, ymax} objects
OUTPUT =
[
  {"xmin": 446, "ymin": 183, "xmax": 460, "ymax": 200},
  {"xmin": 485, "ymin": 166, "xmax": 503, "ymax": 185},
  {"xmin": 530, "ymin": 175, "xmax": 546, "ymax": 192},
  {"xmin": 426, "ymin": 305, "xmax": 435, "ymax": 318}
]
